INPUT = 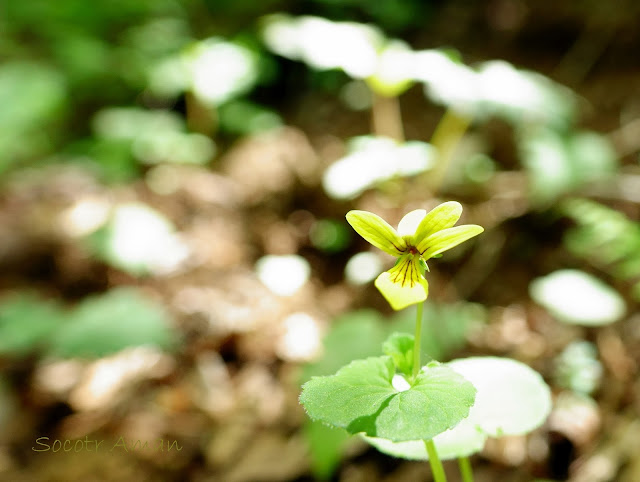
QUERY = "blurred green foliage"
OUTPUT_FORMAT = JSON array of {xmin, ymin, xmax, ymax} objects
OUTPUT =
[
  {"xmin": 49, "ymin": 288, "xmax": 177, "ymax": 358},
  {"xmin": 563, "ymin": 198, "xmax": 640, "ymax": 300},
  {"xmin": 520, "ymin": 130, "xmax": 617, "ymax": 205},
  {"xmin": 0, "ymin": 288, "xmax": 177, "ymax": 359},
  {"xmin": 303, "ymin": 420, "xmax": 349, "ymax": 479},
  {"xmin": 553, "ymin": 341, "xmax": 603, "ymax": 396},
  {"xmin": 0, "ymin": 293, "xmax": 66, "ymax": 356},
  {"xmin": 0, "ymin": 0, "xmax": 280, "ymax": 181},
  {"xmin": 0, "ymin": 62, "xmax": 67, "ymax": 173},
  {"xmin": 309, "ymin": 219, "xmax": 352, "ymax": 253},
  {"xmin": 0, "ymin": 0, "xmax": 619, "ymax": 212},
  {"xmin": 218, "ymin": 100, "xmax": 282, "ymax": 135},
  {"xmin": 92, "ymin": 108, "xmax": 215, "ymax": 166},
  {"xmin": 2, "ymin": 0, "xmax": 184, "ymax": 177}
]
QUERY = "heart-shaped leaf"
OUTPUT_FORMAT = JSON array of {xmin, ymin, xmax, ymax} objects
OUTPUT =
[
  {"xmin": 447, "ymin": 357, "xmax": 552, "ymax": 437},
  {"xmin": 362, "ymin": 356, "xmax": 551, "ymax": 459},
  {"xmin": 363, "ymin": 417, "xmax": 486, "ymax": 460},
  {"xmin": 300, "ymin": 356, "xmax": 475, "ymax": 442}
]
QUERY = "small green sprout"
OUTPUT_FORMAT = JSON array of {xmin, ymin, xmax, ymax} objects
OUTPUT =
[{"xmin": 346, "ymin": 201, "xmax": 483, "ymax": 310}]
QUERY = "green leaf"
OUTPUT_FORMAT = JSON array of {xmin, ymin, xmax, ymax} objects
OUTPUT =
[
  {"xmin": 363, "ymin": 419, "xmax": 486, "ymax": 461},
  {"xmin": 562, "ymin": 198, "xmax": 640, "ymax": 302},
  {"xmin": 375, "ymin": 272, "xmax": 428, "ymax": 311},
  {"xmin": 419, "ymin": 225, "xmax": 484, "ymax": 259},
  {"xmin": 364, "ymin": 40, "xmax": 414, "ymax": 98},
  {"xmin": 519, "ymin": 127, "xmax": 573, "ymax": 205},
  {"xmin": 427, "ymin": 418, "xmax": 487, "ymax": 458},
  {"xmin": 301, "ymin": 307, "xmax": 485, "ymax": 476},
  {"xmin": 530, "ymin": 269, "xmax": 625, "ymax": 326},
  {"xmin": 568, "ymin": 131, "xmax": 617, "ymax": 184},
  {"xmin": 382, "ymin": 332, "xmax": 414, "ymax": 377},
  {"xmin": 0, "ymin": 293, "xmax": 65, "ymax": 356},
  {"xmin": 554, "ymin": 341, "xmax": 602, "ymax": 395},
  {"xmin": 304, "ymin": 420, "xmax": 350, "ymax": 479},
  {"xmin": 300, "ymin": 311, "xmax": 389, "ymax": 480},
  {"xmin": 218, "ymin": 99, "xmax": 282, "ymax": 135},
  {"xmin": 49, "ymin": 288, "xmax": 177, "ymax": 358},
  {"xmin": 346, "ymin": 210, "xmax": 406, "ymax": 257},
  {"xmin": 475, "ymin": 62, "xmax": 576, "ymax": 127},
  {"xmin": 301, "ymin": 356, "xmax": 396, "ymax": 430},
  {"xmin": 447, "ymin": 357, "xmax": 551, "ymax": 437},
  {"xmin": 519, "ymin": 129, "xmax": 616, "ymax": 205},
  {"xmin": 0, "ymin": 62, "xmax": 67, "ymax": 172},
  {"xmin": 362, "ymin": 356, "xmax": 551, "ymax": 460},
  {"xmin": 300, "ymin": 356, "xmax": 476, "ymax": 442},
  {"xmin": 323, "ymin": 137, "xmax": 435, "ymax": 200},
  {"xmin": 0, "ymin": 62, "xmax": 66, "ymax": 129}
]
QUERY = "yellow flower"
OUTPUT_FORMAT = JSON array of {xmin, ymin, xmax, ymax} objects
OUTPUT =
[{"xmin": 346, "ymin": 202, "xmax": 483, "ymax": 310}]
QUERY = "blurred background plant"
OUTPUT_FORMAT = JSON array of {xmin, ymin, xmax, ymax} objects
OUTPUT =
[{"xmin": 1, "ymin": 0, "xmax": 640, "ymax": 481}]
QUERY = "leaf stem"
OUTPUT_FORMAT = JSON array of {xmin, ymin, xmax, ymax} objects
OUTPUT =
[
  {"xmin": 458, "ymin": 456, "xmax": 474, "ymax": 482},
  {"xmin": 412, "ymin": 301, "xmax": 424, "ymax": 379},
  {"xmin": 424, "ymin": 439, "xmax": 447, "ymax": 482}
]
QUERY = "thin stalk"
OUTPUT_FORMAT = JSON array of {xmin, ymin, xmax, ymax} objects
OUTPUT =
[
  {"xmin": 371, "ymin": 91, "xmax": 404, "ymax": 142},
  {"xmin": 458, "ymin": 456, "xmax": 474, "ymax": 482},
  {"xmin": 412, "ymin": 301, "xmax": 424, "ymax": 380},
  {"xmin": 425, "ymin": 108, "xmax": 472, "ymax": 194},
  {"xmin": 424, "ymin": 439, "xmax": 447, "ymax": 482}
]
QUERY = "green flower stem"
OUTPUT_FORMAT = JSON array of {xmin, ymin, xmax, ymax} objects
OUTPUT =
[
  {"xmin": 424, "ymin": 439, "xmax": 447, "ymax": 482},
  {"xmin": 412, "ymin": 301, "xmax": 424, "ymax": 380},
  {"xmin": 424, "ymin": 107, "xmax": 472, "ymax": 194},
  {"xmin": 458, "ymin": 456, "xmax": 474, "ymax": 482}
]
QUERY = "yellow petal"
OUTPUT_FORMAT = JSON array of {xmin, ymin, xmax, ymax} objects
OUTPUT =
[
  {"xmin": 346, "ymin": 210, "xmax": 406, "ymax": 257},
  {"xmin": 375, "ymin": 271, "xmax": 428, "ymax": 311},
  {"xmin": 419, "ymin": 225, "xmax": 484, "ymax": 259},
  {"xmin": 414, "ymin": 201, "xmax": 463, "ymax": 251}
]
